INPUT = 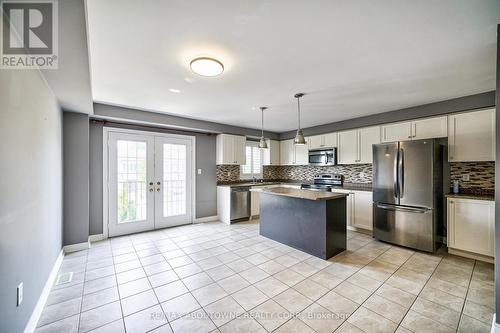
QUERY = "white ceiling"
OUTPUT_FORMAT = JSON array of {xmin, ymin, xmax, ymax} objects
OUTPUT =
[{"xmin": 86, "ymin": 0, "xmax": 500, "ymax": 132}]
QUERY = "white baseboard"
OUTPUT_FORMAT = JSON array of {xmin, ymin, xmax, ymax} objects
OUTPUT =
[
  {"xmin": 491, "ymin": 314, "xmax": 500, "ymax": 333},
  {"xmin": 194, "ymin": 215, "xmax": 219, "ymax": 223},
  {"xmin": 448, "ymin": 248, "xmax": 494, "ymax": 264},
  {"xmin": 63, "ymin": 241, "xmax": 89, "ymax": 254},
  {"xmin": 88, "ymin": 234, "xmax": 106, "ymax": 243},
  {"xmin": 23, "ymin": 249, "xmax": 64, "ymax": 333}
]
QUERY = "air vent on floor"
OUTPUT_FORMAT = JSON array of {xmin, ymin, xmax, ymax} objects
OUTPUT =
[{"xmin": 55, "ymin": 272, "xmax": 73, "ymax": 285}]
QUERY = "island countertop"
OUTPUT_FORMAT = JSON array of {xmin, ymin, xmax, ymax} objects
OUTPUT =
[{"xmin": 251, "ymin": 186, "xmax": 348, "ymax": 201}]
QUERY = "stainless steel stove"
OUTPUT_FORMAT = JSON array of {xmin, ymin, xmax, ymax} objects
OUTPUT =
[{"xmin": 301, "ymin": 174, "xmax": 344, "ymax": 191}]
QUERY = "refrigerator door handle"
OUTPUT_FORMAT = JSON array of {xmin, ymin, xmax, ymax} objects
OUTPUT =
[
  {"xmin": 393, "ymin": 149, "xmax": 399, "ymax": 199},
  {"xmin": 398, "ymin": 148, "xmax": 404, "ymax": 199},
  {"xmin": 376, "ymin": 203, "xmax": 430, "ymax": 214}
]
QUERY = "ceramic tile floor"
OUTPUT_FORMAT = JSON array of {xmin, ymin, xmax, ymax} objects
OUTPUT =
[{"xmin": 35, "ymin": 220, "xmax": 495, "ymax": 333}]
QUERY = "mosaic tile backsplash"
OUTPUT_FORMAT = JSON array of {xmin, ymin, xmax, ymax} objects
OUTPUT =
[
  {"xmin": 450, "ymin": 162, "xmax": 495, "ymax": 191},
  {"xmin": 217, "ymin": 162, "xmax": 495, "ymax": 191},
  {"xmin": 217, "ymin": 164, "xmax": 373, "ymax": 183}
]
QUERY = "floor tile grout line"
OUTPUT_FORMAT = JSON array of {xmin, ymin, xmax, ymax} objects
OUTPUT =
[{"xmin": 456, "ymin": 259, "xmax": 477, "ymax": 332}]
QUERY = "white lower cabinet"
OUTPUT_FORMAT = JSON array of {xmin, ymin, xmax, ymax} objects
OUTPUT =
[
  {"xmin": 447, "ymin": 198, "xmax": 495, "ymax": 258},
  {"xmin": 332, "ymin": 189, "xmax": 373, "ymax": 231},
  {"xmin": 251, "ymin": 191, "xmax": 260, "ymax": 216},
  {"xmin": 351, "ymin": 191, "xmax": 373, "ymax": 230}
]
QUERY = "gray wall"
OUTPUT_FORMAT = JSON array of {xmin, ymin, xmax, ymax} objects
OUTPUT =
[
  {"xmin": 94, "ymin": 103, "xmax": 280, "ymax": 140},
  {"xmin": 0, "ymin": 69, "xmax": 63, "ymax": 332},
  {"xmin": 89, "ymin": 121, "xmax": 104, "ymax": 235},
  {"xmin": 63, "ymin": 112, "xmax": 90, "ymax": 245},
  {"xmin": 280, "ymin": 91, "xmax": 496, "ymax": 139},
  {"xmin": 89, "ymin": 121, "xmax": 217, "ymax": 235}
]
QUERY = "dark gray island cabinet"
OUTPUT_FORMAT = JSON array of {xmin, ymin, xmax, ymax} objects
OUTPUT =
[{"xmin": 251, "ymin": 187, "xmax": 348, "ymax": 260}]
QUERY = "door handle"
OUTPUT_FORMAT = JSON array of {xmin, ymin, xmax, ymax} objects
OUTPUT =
[
  {"xmin": 398, "ymin": 149, "xmax": 404, "ymax": 199},
  {"xmin": 376, "ymin": 204, "xmax": 430, "ymax": 214},
  {"xmin": 393, "ymin": 150, "xmax": 398, "ymax": 199}
]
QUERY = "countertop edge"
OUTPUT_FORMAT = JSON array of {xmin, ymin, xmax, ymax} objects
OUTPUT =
[
  {"xmin": 251, "ymin": 187, "xmax": 349, "ymax": 201},
  {"xmin": 445, "ymin": 194, "xmax": 494, "ymax": 201}
]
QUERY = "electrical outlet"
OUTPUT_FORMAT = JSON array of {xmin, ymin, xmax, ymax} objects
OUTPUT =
[
  {"xmin": 462, "ymin": 174, "xmax": 470, "ymax": 181},
  {"xmin": 17, "ymin": 282, "xmax": 23, "ymax": 306},
  {"xmin": 197, "ymin": 169, "xmax": 202, "ymax": 175}
]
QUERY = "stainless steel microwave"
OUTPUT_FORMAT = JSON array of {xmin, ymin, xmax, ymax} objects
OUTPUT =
[{"xmin": 308, "ymin": 148, "xmax": 337, "ymax": 165}]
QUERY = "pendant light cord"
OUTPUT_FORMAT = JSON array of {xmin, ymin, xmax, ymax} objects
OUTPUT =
[
  {"xmin": 261, "ymin": 108, "xmax": 264, "ymax": 137},
  {"xmin": 296, "ymin": 95, "xmax": 301, "ymax": 130}
]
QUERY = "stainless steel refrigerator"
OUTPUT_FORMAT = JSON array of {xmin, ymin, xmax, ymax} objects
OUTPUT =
[{"xmin": 372, "ymin": 139, "xmax": 444, "ymax": 252}]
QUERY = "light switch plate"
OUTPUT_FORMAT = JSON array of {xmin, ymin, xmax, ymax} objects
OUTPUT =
[
  {"xmin": 462, "ymin": 174, "xmax": 470, "ymax": 181},
  {"xmin": 17, "ymin": 282, "xmax": 23, "ymax": 306}
]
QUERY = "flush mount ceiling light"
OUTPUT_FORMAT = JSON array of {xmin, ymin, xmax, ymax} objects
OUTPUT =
[
  {"xmin": 169, "ymin": 88, "xmax": 181, "ymax": 93},
  {"xmin": 190, "ymin": 57, "xmax": 224, "ymax": 77},
  {"xmin": 258, "ymin": 107, "xmax": 268, "ymax": 149},
  {"xmin": 293, "ymin": 93, "xmax": 307, "ymax": 145}
]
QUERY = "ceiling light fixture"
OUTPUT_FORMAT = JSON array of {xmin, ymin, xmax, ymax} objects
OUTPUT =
[
  {"xmin": 258, "ymin": 107, "xmax": 268, "ymax": 149},
  {"xmin": 293, "ymin": 93, "xmax": 307, "ymax": 145},
  {"xmin": 190, "ymin": 57, "xmax": 224, "ymax": 77},
  {"xmin": 169, "ymin": 88, "xmax": 181, "ymax": 93}
]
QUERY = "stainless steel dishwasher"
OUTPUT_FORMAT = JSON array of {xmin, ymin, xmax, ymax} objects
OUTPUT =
[{"xmin": 230, "ymin": 186, "xmax": 251, "ymax": 221}]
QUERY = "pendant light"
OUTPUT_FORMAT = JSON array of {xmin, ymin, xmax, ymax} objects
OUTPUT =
[
  {"xmin": 293, "ymin": 93, "xmax": 307, "ymax": 145},
  {"xmin": 258, "ymin": 106, "xmax": 268, "ymax": 149}
]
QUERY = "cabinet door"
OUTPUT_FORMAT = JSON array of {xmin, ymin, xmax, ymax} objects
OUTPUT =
[
  {"xmin": 294, "ymin": 144, "xmax": 309, "ymax": 165},
  {"xmin": 280, "ymin": 140, "xmax": 293, "ymax": 165},
  {"xmin": 412, "ymin": 116, "xmax": 447, "ymax": 140},
  {"xmin": 447, "ymin": 198, "xmax": 494, "ymax": 257},
  {"xmin": 448, "ymin": 109, "xmax": 495, "ymax": 162},
  {"xmin": 216, "ymin": 134, "xmax": 234, "ymax": 164},
  {"xmin": 323, "ymin": 133, "xmax": 338, "ymax": 148},
  {"xmin": 308, "ymin": 135, "xmax": 323, "ymax": 150},
  {"xmin": 358, "ymin": 127, "xmax": 380, "ymax": 163},
  {"xmin": 381, "ymin": 122, "xmax": 412, "ymax": 142},
  {"xmin": 338, "ymin": 130, "xmax": 358, "ymax": 164},
  {"xmin": 233, "ymin": 135, "xmax": 247, "ymax": 165},
  {"xmin": 251, "ymin": 191, "xmax": 260, "ymax": 216},
  {"xmin": 263, "ymin": 139, "xmax": 280, "ymax": 166},
  {"xmin": 352, "ymin": 191, "xmax": 373, "ymax": 230}
]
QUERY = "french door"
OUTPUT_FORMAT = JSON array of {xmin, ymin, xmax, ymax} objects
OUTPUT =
[{"xmin": 107, "ymin": 130, "xmax": 193, "ymax": 237}]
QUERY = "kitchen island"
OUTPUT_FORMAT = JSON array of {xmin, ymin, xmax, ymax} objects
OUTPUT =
[{"xmin": 251, "ymin": 187, "xmax": 348, "ymax": 260}]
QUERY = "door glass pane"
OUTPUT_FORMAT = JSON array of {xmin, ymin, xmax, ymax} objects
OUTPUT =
[
  {"xmin": 117, "ymin": 140, "xmax": 147, "ymax": 223},
  {"xmin": 163, "ymin": 143, "xmax": 187, "ymax": 217}
]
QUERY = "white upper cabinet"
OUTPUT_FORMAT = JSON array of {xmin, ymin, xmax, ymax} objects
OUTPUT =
[
  {"xmin": 381, "ymin": 116, "xmax": 447, "ymax": 142},
  {"xmin": 280, "ymin": 139, "xmax": 294, "ymax": 165},
  {"xmin": 447, "ymin": 198, "xmax": 495, "ymax": 257},
  {"xmin": 308, "ymin": 133, "xmax": 338, "ymax": 150},
  {"xmin": 381, "ymin": 122, "xmax": 412, "ymax": 142},
  {"xmin": 263, "ymin": 139, "xmax": 280, "ymax": 166},
  {"xmin": 280, "ymin": 139, "xmax": 308, "ymax": 165},
  {"xmin": 412, "ymin": 116, "xmax": 447, "ymax": 140},
  {"xmin": 216, "ymin": 134, "xmax": 246, "ymax": 165},
  {"xmin": 338, "ymin": 130, "xmax": 358, "ymax": 164},
  {"xmin": 448, "ymin": 109, "xmax": 495, "ymax": 162},
  {"xmin": 338, "ymin": 126, "xmax": 380, "ymax": 164},
  {"xmin": 359, "ymin": 126, "xmax": 381, "ymax": 163},
  {"xmin": 295, "ymin": 143, "xmax": 309, "ymax": 165}
]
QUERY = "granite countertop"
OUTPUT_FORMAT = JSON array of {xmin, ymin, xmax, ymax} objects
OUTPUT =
[
  {"xmin": 251, "ymin": 186, "xmax": 349, "ymax": 201},
  {"xmin": 445, "ymin": 193, "xmax": 494, "ymax": 201}
]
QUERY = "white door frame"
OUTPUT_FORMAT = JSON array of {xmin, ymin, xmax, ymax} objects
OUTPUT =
[{"xmin": 103, "ymin": 127, "xmax": 196, "ymax": 238}]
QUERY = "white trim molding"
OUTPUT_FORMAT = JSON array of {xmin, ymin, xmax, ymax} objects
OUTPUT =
[
  {"xmin": 194, "ymin": 216, "xmax": 219, "ymax": 223},
  {"xmin": 23, "ymin": 250, "xmax": 64, "ymax": 333},
  {"xmin": 88, "ymin": 234, "xmax": 107, "ymax": 243},
  {"xmin": 491, "ymin": 315, "xmax": 500, "ymax": 333},
  {"xmin": 63, "ymin": 241, "xmax": 89, "ymax": 254}
]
